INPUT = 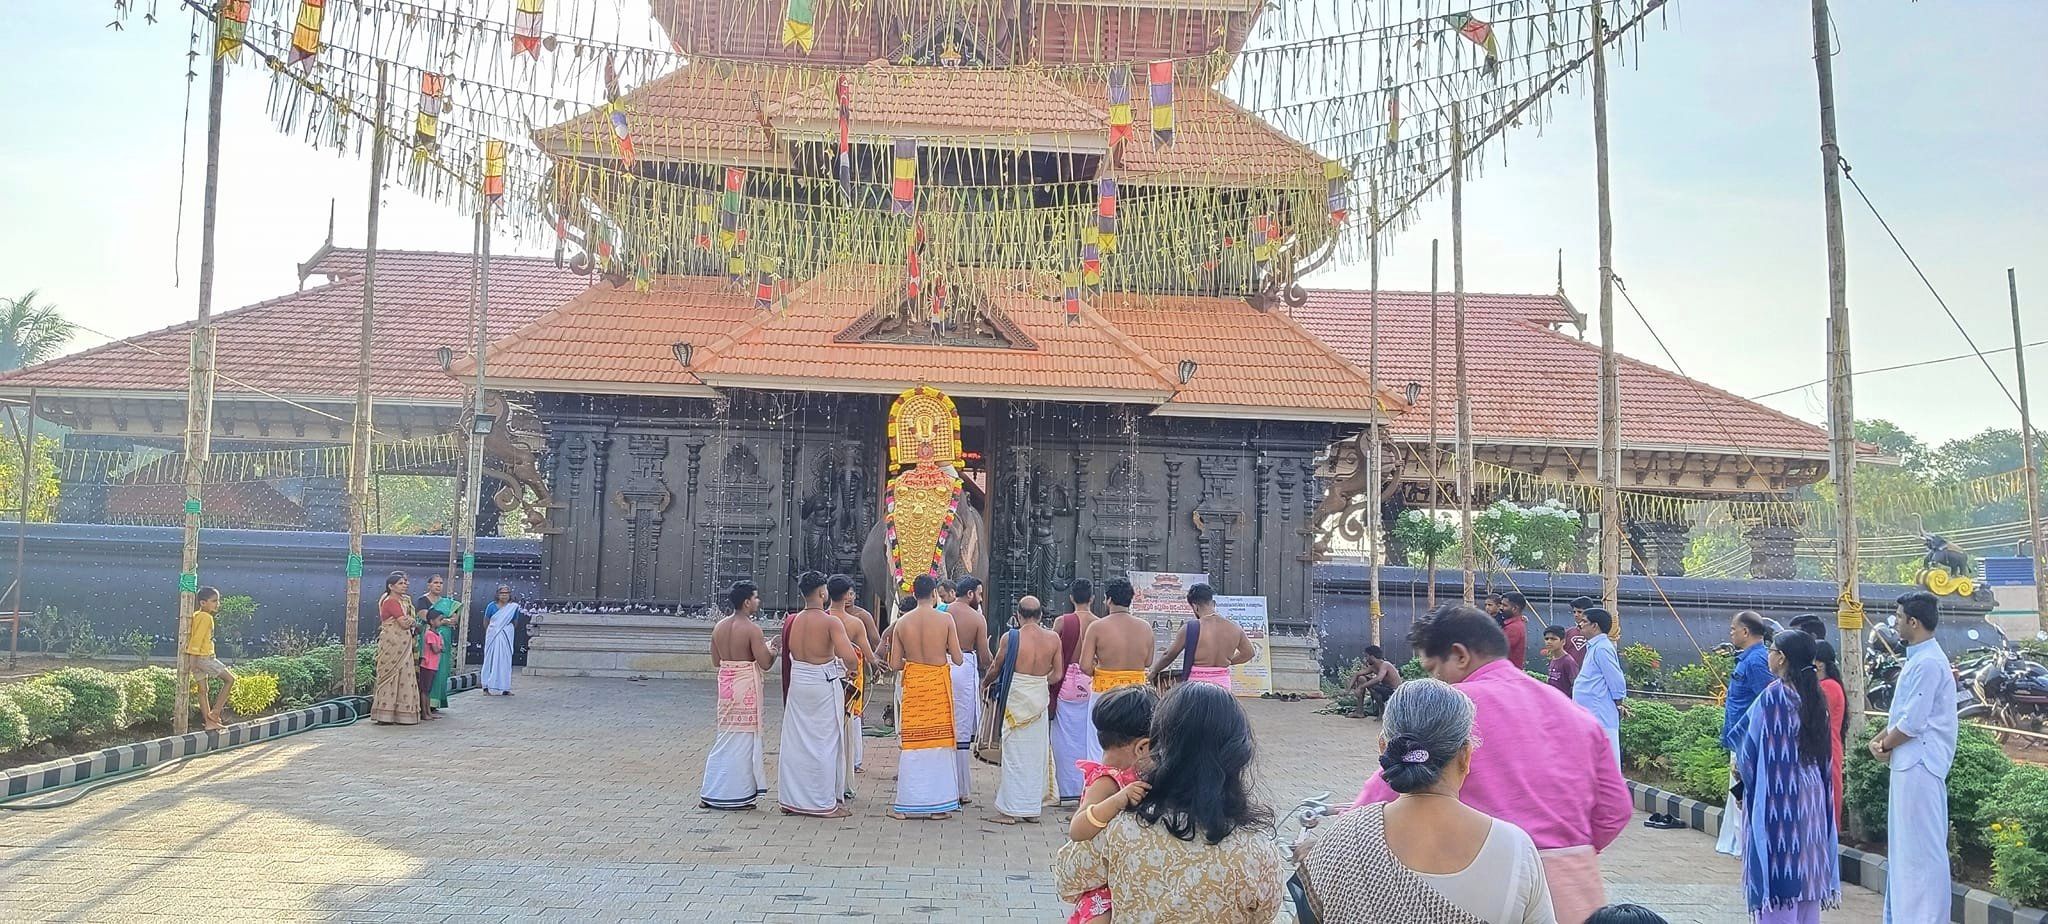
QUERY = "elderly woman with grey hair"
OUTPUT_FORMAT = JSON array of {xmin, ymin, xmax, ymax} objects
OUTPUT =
[{"xmin": 1296, "ymin": 679, "xmax": 1556, "ymax": 923}]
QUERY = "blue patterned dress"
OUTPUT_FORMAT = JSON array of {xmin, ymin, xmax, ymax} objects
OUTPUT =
[{"xmin": 1731, "ymin": 680, "xmax": 1841, "ymax": 921}]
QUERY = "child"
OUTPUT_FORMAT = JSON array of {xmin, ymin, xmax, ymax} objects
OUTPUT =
[
  {"xmin": 1542, "ymin": 624, "xmax": 1580, "ymax": 697},
  {"xmin": 417, "ymin": 611, "xmax": 445, "ymax": 722},
  {"xmin": 1066, "ymin": 684, "xmax": 1158, "ymax": 923}
]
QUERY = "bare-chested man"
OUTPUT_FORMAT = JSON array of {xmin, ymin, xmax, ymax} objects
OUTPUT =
[
  {"xmin": 948, "ymin": 576, "xmax": 995, "ymax": 802},
  {"xmin": 778, "ymin": 571, "xmax": 858, "ymax": 818},
  {"xmin": 888, "ymin": 574, "xmax": 964, "ymax": 819},
  {"xmin": 1051, "ymin": 579, "xmax": 1100, "ymax": 801},
  {"xmin": 983, "ymin": 594, "xmax": 1063, "ymax": 823},
  {"xmin": 701, "ymin": 581, "xmax": 774, "ymax": 810},
  {"xmin": 826, "ymin": 574, "xmax": 877, "ymax": 784},
  {"xmin": 1075, "ymin": 577, "xmax": 1155, "ymax": 696},
  {"xmin": 1148, "ymin": 582, "xmax": 1254, "ymax": 690}
]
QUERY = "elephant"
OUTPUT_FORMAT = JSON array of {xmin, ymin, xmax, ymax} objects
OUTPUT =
[{"xmin": 859, "ymin": 476, "xmax": 989, "ymax": 623}]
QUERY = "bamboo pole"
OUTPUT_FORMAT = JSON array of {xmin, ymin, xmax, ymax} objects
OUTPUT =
[
  {"xmin": 2011, "ymin": 269, "xmax": 2047, "ymax": 631},
  {"xmin": 1367, "ymin": 178, "xmax": 1383, "ymax": 645},
  {"xmin": 1811, "ymin": 0, "xmax": 1867, "ymax": 737},
  {"xmin": 1452, "ymin": 101, "xmax": 1475, "ymax": 607},
  {"xmin": 1427, "ymin": 239, "xmax": 1441, "ymax": 610},
  {"xmin": 457, "ymin": 206, "xmax": 491, "ymax": 664},
  {"xmin": 447, "ymin": 216, "xmax": 481, "ymax": 602},
  {"xmin": 341, "ymin": 65, "xmax": 389, "ymax": 698},
  {"xmin": 1593, "ymin": 8, "xmax": 1623, "ymax": 623},
  {"xmin": 174, "ymin": 30, "xmax": 227, "ymax": 736}
]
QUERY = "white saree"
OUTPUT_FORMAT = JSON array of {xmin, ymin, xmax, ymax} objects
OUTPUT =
[{"xmin": 480, "ymin": 601, "xmax": 519, "ymax": 694}]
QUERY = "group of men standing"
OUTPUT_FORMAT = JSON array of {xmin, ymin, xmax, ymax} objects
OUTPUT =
[{"xmin": 698, "ymin": 572, "xmax": 1253, "ymax": 824}]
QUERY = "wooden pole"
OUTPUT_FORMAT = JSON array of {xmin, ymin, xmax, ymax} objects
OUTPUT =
[
  {"xmin": 1593, "ymin": 7, "xmax": 1623, "ymax": 623},
  {"xmin": 1452, "ymin": 101, "xmax": 1475, "ymax": 606},
  {"xmin": 1427, "ymin": 240, "xmax": 1441, "ymax": 610},
  {"xmin": 174, "ymin": 31, "xmax": 227, "ymax": 736},
  {"xmin": 1811, "ymin": 0, "xmax": 1867, "ymax": 736},
  {"xmin": 2011, "ymin": 269, "xmax": 2048, "ymax": 631},
  {"xmin": 458, "ymin": 205, "xmax": 491, "ymax": 665},
  {"xmin": 341, "ymin": 65, "xmax": 389, "ymax": 698},
  {"xmin": 447, "ymin": 216, "xmax": 481, "ymax": 601},
  {"xmin": 1368, "ymin": 179, "xmax": 1383, "ymax": 645},
  {"xmin": 9, "ymin": 388, "xmax": 32, "ymax": 669}
]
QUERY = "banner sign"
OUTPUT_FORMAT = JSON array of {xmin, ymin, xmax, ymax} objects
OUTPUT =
[
  {"xmin": 1216, "ymin": 595, "xmax": 1273, "ymax": 696},
  {"xmin": 1127, "ymin": 571, "xmax": 1205, "ymax": 640}
]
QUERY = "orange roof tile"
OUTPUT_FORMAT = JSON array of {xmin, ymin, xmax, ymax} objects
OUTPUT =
[
  {"xmin": 456, "ymin": 275, "xmax": 758, "ymax": 396},
  {"xmin": 767, "ymin": 65, "xmax": 1108, "ymax": 144},
  {"xmin": 0, "ymin": 249, "xmax": 589, "ymax": 405},
  {"xmin": 536, "ymin": 64, "xmax": 827, "ymax": 167},
  {"xmin": 1069, "ymin": 81, "xmax": 1327, "ymax": 185}
]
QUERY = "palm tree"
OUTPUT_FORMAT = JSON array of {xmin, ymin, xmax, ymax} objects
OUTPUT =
[{"xmin": 0, "ymin": 291, "xmax": 76, "ymax": 371}]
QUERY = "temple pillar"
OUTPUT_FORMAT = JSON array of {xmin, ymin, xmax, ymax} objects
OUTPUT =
[
  {"xmin": 1745, "ymin": 521, "xmax": 1800, "ymax": 580},
  {"xmin": 303, "ymin": 476, "xmax": 347, "ymax": 531},
  {"xmin": 1626, "ymin": 519, "xmax": 1691, "ymax": 577},
  {"xmin": 55, "ymin": 435, "xmax": 116, "ymax": 524}
]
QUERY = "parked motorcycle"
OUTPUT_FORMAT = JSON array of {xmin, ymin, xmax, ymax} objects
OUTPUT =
[
  {"xmin": 1865, "ymin": 624, "xmax": 1905, "ymax": 712},
  {"xmin": 1958, "ymin": 627, "xmax": 2048, "ymax": 736}
]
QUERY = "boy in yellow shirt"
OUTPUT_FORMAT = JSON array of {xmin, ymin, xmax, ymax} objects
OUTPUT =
[{"xmin": 183, "ymin": 587, "xmax": 237, "ymax": 730}]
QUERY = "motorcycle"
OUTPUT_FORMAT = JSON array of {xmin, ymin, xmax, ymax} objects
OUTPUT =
[
  {"xmin": 1865, "ymin": 624, "xmax": 1905, "ymax": 712},
  {"xmin": 1957, "ymin": 628, "xmax": 2048, "ymax": 737}
]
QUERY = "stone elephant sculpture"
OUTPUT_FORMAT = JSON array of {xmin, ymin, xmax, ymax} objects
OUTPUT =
[{"xmin": 859, "ymin": 485, "xmax": 990, "ymax": 622}]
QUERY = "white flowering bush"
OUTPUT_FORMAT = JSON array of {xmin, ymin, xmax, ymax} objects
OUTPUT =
[
  {"xmin": 1390, "ymin": 508, "xmax": 1460, "ymax": 568},
  {"xmin": 1474, "ymin": 499, "xmax": 1583, "ymax": 571}
]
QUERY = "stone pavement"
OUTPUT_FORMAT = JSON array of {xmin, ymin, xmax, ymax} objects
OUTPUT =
[{"xmin": 0, "ymin": 676, "xmax": 1882, "ymax": 922}]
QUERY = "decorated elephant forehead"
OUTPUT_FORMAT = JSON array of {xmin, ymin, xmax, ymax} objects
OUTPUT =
[{"xmin": 887, "ymin": 385, "xmax": 962, "ymax": 471}]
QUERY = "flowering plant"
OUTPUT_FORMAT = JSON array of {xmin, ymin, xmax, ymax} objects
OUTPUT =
[
  {"xmin": 1390, "ymin": 508, "xmax": 1459, "ymax": 568},
  {"xmin": 1473, "ymin": 499, "xmax": 1582, "ymax": 571}
]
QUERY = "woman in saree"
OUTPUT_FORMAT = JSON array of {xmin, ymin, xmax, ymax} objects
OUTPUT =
[
  {"xmin": 481, "ymin": 586, "xmax": 521, "ymax": 696},
  {"xmin": 426, "ymin": 603, "xmax": 458, "ymax": 712},
  {"xmin": 1729, "ymin": 630, "xmax": 1840, "ymax": 923},
  {"xmin": 370, "ymin": 571, "xmax": 422, "ymax": 725}
]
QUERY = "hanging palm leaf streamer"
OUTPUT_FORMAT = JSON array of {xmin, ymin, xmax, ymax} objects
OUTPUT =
[
  {"xmin": 1443, "ymin": 12, "xmax": 1500, "ymax": 75},
  {"xmin": 287, "ymin": 0, "xmax": 324, "ymax": 65},
  {"xmin": 512, "ymin": 0, "xmax": 543, "ymax": 58},
  {"xmin": 1106, "ymin": 65, "xmax": 1134, "ymax": 147},
  {"xmin": 782, "ymin": 0, "xmax": 817, "ymax": 54},
  {"xmin": 1147, "ymin": 61, "xmax": 1175, "ymax": 149},
  {"xmin": 216, "ymin": 0, "xmax": 251, "ymax": 61},
  {"xmin": 1385, "ymin": 88, "xmax": 1401, "ymax": 144}
]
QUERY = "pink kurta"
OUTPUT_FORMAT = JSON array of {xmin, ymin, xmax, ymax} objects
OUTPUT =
[{"xmin": 1354, "ymin": 659, "xmax": 1632, "ymax": 852}]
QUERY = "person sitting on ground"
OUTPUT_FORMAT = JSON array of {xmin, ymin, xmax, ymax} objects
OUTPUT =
[
  {"xmin": 1541, "ymin": 626, "xmax": 1580, "ymax": 698},
  {"xmin": 1300, "ymin": 678, "xmax": 1556, "ymax": 923},
  {"xmin": 182, "ymin": 586, "xmax": 237, "ymax": 730},
  {"xmin": 1064, "ymin": 683, "xmax": 1159, "ymax": 922},
  {"xmin": 1054, "ymin": 683, "xmax": 1284, "ymax": 923},
  {"xmin": 1346, "ymin": 645, "xmax": 1402, "ymax": 718}
]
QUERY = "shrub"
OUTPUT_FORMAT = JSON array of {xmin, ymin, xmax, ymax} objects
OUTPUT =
[
  {"xmin": 214, "ymin": 595, "xmax": 259, "ymax": 658},
  {"xmin": 227, "ymin": 672, "xmax": 280, "ymax": 716},
  {"xmin": 1672, "ymin": 697, "xmax": 1726, "ymax": 750},
  {"xmin": 239, "ymin": 656, "xmax": 318, "ymax": 708},
  {"xmin": 296, "ymin": 652, "xmax": 334, "ymax": 696},
  {"xmin": 0, "ymin": 696, "xmax": 26, "ymax": 752},
  {"xmin": 1619, "ymin": 700, "xmax": 1684, "ymax": 770},
  {"xmin": 1672, "ymin": 741, "xmax": 1731, "ymax": 805},
  {"xmin": 1667, "ymin": 663, "xmax": 1717, "ymax": 697},
  {"xmin": 69, "ymin": 625, "xmax": 110, "ymax": 659},
  {"xmin": 1985, "ymin": 765, "xmax": 2048, "ymax": 908},
  {"xmin": 112, "ymin": 671, "xmax": 159, "ymax": 730},
  {"xmin": 1849, "ymin": 723, "xmax": 2011, "ymax": 862},
  {"xmin": 35, "ymin": 667, "xmax": 127, "ymax": 736},
  {"xmin": 123, "ymin": 629, "xmax": 155, "ymax": 664},
  {"xmin": 1, "ymin": 682, "xmax": 73, "ymax": 744},
  {"xmin": 1844, "ymin": 725, "xmax": 1890, "ymax": 838},
  {"xmin": 1993, "ymin": 837, "xmax": 2048, "ymax": 911},
  {"xmin": 1398, "ymin": 657, "xmax": 1426, "ymax": 681},
  {"xmin": 127, "ymin": 666, "xmax": 176, "ymax": 726},
  {"xmin": 1620, "ymin": 644, "xmax": 1662, "ymax": 692}
]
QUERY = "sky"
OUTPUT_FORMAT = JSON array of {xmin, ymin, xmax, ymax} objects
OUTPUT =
[{"xmin": 1, "ymin": 2, "xmax": 2043, "ymax": 448}]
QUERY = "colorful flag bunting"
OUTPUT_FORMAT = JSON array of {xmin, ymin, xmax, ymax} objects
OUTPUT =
[
  {"xmin": 512, "ymin": 0, "xmax": 544, "ymax": 58},
  {"xmin": 1106, "ymin": 66, "xmax": 1134, "ymax": 147},
  {"xmin": 727, "ymin": 251, "xmax": 748, "ymax": 282},
  {"xmin": 891, "ymin": 138, "xmax": 917, "ymax": 215},
  {"xmin": 216, "ymin": 0, "xmax": 250, "ymax": 61},
  {"xmin": 1063, "ymin": 270, "xmax": 1081, "ymax": 324},
  {"xmin": 1147, "ymin": 61, "xmax": 1175, "ymax": 149},
  {"xmin": 1325, "ymin": 162, "xmax": 1350, "ymax": 225},
  {"xmin": 694, "ymin": 200, "xmax": 715, "ymax": 250},
  {"xmin": 414, "ymin": 72, "xmax": 445, "ymax": 152},
  {"xmin": 754, "ymin": 258, "xmax": 779, "ymax": 311},
  {"xmin": 719, "ymin": 167, "xmax": 745, "ymax": 250},
  {"xmin": 1081, "ymin": 225, "xmax": 1102, "ymax": 287},
  {"xmin": 482, "ymin": 140, "xmax": 506, "ymax": 204},
  {"xmin": 782, "ymin": 0, "xmax": 817, "ymax": 53},
  {"xmin": 609, "ymin": 109, "xmax": 636, "ymax": 168},
  {"xmin": 289, "ymin": 0, "xmax": 326, "ymax": 65},
  {"xmin": 1443, "ymin": 13, "xmax": 1500, "ymax": 73},
  {"xmin": 929, "ymin": 277, "xmax": 946, "ymax": 330},
  {"xmin": 1096, "ymin": 177, "xmax": 1118, "ymax": 253},
  {"xmin": 1251, "ymin": 214, "xmax": 1274, "ymax": 265}
]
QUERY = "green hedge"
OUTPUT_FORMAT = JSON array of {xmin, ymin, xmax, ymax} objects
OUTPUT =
[
  {"xmin": 36, "ymin": 667, "xmax": 128, "ymax": 736},
  {"xmin": 0, "ymin": 696, "xmax": 26, "ymax": 752},
  {"xmin": 1986, "ymin": 764, "xmax": 2048, "ymax": 908},
  {"xmin": 2, "ymin": 683, "xmax": 73, "ymax": 745},
  {"xmin": 1847, "ymin": 723, "xmax": 2010, "ymax": 863},
  {"xmin": 1618, "ymin": 700, "xmax": 1683, "ymax": 770}
]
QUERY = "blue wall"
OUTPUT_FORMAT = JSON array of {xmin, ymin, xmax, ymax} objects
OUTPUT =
[
  {"xmin": 0, "ymin": 524, "xmax": 541, "ymax": 662},
  {"xmin": 1312, "ymin": 563, "xmax": 1995, "ymax": 674}
]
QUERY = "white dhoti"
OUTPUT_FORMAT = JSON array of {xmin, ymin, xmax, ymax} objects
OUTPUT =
[
  {"xmin": 777, "ymin": 659, "xmax": 847, "ymax": 816},
  {"xmin": 701, "ymin": 661, "xmax": 765, "ymax": 809},
  {"xmin": 895, "ymin": 661, "xmax": 961, "ymax": 816},
  {"xmin": 994, "ymin": 674, "xmax": 1052, "ymax": 820},
  {"xmin": 1051, "ymin": 664, "xmax": 1097, "ymax": 801},
  {"xmin": 1884, "ymin": 763, "xmax": 1949, "ymax": 924},
  {"xmin": 1714, "ymin": 757, "xmax": 1743, "ymax": 858},
  {"xmin": 952, "ymin": 652, "xmax": 980, "ymax": 801}
]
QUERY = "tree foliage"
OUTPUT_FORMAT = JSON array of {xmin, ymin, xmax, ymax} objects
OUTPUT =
[
  {"xmin": 0, "ymin": 292, "xmax": 76, "ymax": 371},
  {"xmin": 0, "ymin": 433, "xmax": 60, "ymax": 523}
]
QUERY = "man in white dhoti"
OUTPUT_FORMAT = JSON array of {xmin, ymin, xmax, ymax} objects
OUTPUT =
[
  {"xmin": 985, "ymin": 596, "xmax": 1062, "ymax": 823},
  {"xmin": 889, "ymin": 575, "xmax": 965, "ymax": 819},
  {"xmin": 777, "ymin": 572, "xmax": 860, "ymax": 818},
  {"xmin": 1050, "ymin": 580, "xmax": 1099, "ymax": 803},
  {"xmin": 480, "ymin": 586, "xmax": 522, "ymax": 696},
  {"xmin": 826, "ymin": 575, "xmax": 877, "ymax": 797},
  {"xmin": 701, "ymin": 581, "xmax": 773, "ymax": 810},
  {"xmin": 1870, "ymin": 591, "xmax": 1958, "ymax": 924},
  {"xmin": 949, "ymin": 576, "xmax": 994, "ymax": 804}
]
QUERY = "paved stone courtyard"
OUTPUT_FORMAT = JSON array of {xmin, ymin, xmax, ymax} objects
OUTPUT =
[{"xmin": 0, "ymin": 676, "xmax": 1881, "ymax": 922}]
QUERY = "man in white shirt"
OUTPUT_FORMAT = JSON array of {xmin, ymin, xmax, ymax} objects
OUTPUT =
[{"xmin": 1868, "ymin": 590, "xmax": 1958, "ymax": 924}]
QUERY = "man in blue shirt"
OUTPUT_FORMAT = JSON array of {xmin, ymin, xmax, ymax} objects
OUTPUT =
[
  {"xmin": 1871, "ymin": 591, "xmax": 1959, "ymax": 924},
  {"xmin": 1716, "ymin": 610, "xmax": 1775, "ymax": 857},
  {"xmin": 1571, "ymin": 606, "xmax": 1627, "ymax": 766}
]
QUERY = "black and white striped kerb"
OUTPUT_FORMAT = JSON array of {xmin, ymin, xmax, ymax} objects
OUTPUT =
[
  {"xmin": 447, "ymin": 669, "xmax": 480, "ymax": 694},
  {"xmin": 1626, "ymin": 779, "xmax": 2048, "ymax": 924}
]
